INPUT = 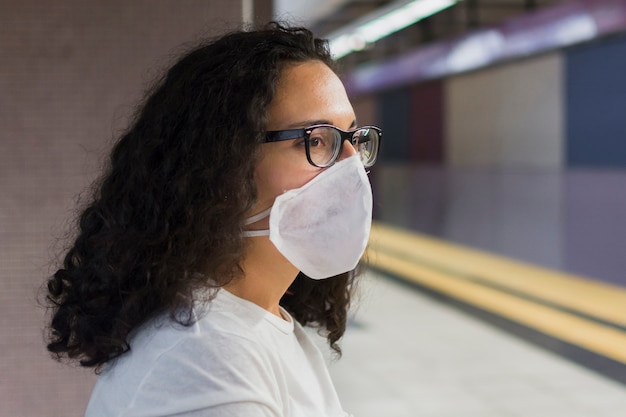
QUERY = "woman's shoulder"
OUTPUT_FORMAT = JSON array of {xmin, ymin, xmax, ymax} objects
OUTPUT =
[
  {"xmin": 87, "ymin": 291, "xmax": 283, "ymax": 415},
  {"xmin": 134, "ymin": 290, "xmax": 270, "ymax": 358}
]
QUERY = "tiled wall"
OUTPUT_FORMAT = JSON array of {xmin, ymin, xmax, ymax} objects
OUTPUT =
[
  {"xmin": 363, "ymin": 32, "xmax": 626, "ymax": 287},
  {"xmin": 0, "ymin": 1, "xmax": 254, "ymax": 415},
  {"xmin": 373, "ymin": 167, "xmax": 565, "ymax": 272},
  {"xmin": 445, "ymin": 53, "xmax": 563, "ymax": 170},
  {"xmin": 564, "ymin": 171, "xmax": 626, "ymax": 287},
  {"xmin": 368, "ymin": 32, "xmax": 626, "ymax": 170}
]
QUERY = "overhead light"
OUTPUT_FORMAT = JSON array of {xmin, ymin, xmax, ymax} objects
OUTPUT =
[{"xmin": 328, "ymin": 0, "xmax": 459, "ymax": 59}]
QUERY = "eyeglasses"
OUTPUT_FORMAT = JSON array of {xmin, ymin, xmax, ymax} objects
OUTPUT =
[{"xmin": 264, "ymin": 124, "xmax": 382, "ymax": 168}]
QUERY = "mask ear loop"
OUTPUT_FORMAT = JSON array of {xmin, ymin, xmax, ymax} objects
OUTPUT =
[
  {"xmin": 243, "ymin": 229, "xmax": 270, "ymax": 237},
  {"xmin": 242, "ymin": 207, "xmax": 272, "ymax": 237}
]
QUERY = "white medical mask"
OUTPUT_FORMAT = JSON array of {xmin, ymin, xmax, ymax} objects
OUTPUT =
[{"xmin": 244, "ymin": 154, "xmax": 373, "ymax": 279}]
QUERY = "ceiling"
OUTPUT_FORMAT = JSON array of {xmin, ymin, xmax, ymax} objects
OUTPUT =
[{"xmin": 273, "ymin": 0, "xmax": 564, "ymax": 71}]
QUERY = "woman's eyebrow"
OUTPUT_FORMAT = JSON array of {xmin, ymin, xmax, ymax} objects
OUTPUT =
[{"xmin": 285, "ymin": 119, "xmax": 331, "ymax": 128}]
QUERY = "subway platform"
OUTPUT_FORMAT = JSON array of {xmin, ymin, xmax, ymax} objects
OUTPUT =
[
  {"xmin": 319, "ymin": 165, "xmax": 626, "ymax": 417},
  {"xmin": 327, "ymin": 270, "xmax": 626, "ymax": 417}
]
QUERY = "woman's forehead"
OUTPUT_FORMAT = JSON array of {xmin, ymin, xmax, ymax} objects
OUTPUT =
[{"xmin": 267, "ymin": 61, "xmax": 355, "ymax": 131}]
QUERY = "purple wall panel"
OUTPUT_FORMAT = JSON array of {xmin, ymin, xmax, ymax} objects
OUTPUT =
[
  {"xmin": 410, "ymin": 81, "xmax": 444, "ymax": 163},
  {"xmin": 564, "ymin": 171, "xmax": 626, "ymax": 287}
]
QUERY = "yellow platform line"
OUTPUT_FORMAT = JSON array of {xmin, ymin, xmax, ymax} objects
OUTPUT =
[
  {"xmin": 368, "ymin": 222, "xmax": 626, "ymax": 327},
  {"xmin": 366, "ymin": 247, "xmax": 626, "ymax": 365}
]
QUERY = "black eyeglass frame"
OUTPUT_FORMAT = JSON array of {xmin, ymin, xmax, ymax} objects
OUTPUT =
[{"xmin": 264, "ymin": 124, "xmax": 382, "ymax": 168}]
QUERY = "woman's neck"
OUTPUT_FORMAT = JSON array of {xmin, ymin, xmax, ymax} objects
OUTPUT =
[{"xmin": 224, "ymin": 237, "xmax": 298, "ymax": 318}]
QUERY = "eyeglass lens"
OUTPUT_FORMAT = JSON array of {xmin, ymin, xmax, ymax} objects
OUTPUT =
[{"xmin": 307, "ymin": 127, "xmax": 379, "ymax": 168}]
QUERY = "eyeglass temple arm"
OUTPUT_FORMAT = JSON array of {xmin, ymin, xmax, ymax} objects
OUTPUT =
[{"xmin": 264, "ymin": 129, "xmax": 305, "ymax": 143}]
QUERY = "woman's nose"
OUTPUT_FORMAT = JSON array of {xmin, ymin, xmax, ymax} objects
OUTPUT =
[{"xmin": 337, "ymin": 138, "xmax": 357, "ymax": 162}]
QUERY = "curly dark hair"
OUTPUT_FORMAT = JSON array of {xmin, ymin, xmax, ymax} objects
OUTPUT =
[{"xmin": 45, "ymin": 22, "xmax": 359, "ymax": 371}]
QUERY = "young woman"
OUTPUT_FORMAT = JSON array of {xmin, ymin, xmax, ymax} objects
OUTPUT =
[{"xmin": 46, "ymin": 22, "xmax": 381, "ymax": 417}]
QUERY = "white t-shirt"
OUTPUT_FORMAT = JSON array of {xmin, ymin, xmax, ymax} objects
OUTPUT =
[{"xmin": 85, "ymin": 289, "xmax": 351, "ymax": 417}]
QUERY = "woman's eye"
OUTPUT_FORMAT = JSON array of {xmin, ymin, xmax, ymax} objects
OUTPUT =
[{"xmin": 309, "ymin": 136, "xmax": 329, "ymax": 147}]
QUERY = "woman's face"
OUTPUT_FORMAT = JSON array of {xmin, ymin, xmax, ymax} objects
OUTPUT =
[{"xmin": 250, "ymin": 60, "xmax": 357, "ymax": 223}]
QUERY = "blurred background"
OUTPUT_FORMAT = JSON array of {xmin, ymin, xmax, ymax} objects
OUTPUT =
[{"xmin": 1, "ymin": 0, "xmax": 625, "ymax": 416}]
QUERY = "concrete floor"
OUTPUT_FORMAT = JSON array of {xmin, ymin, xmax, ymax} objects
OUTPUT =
[{"xmin": 323, "ymin": 271, "xmax": 626, "ymax": 417}]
